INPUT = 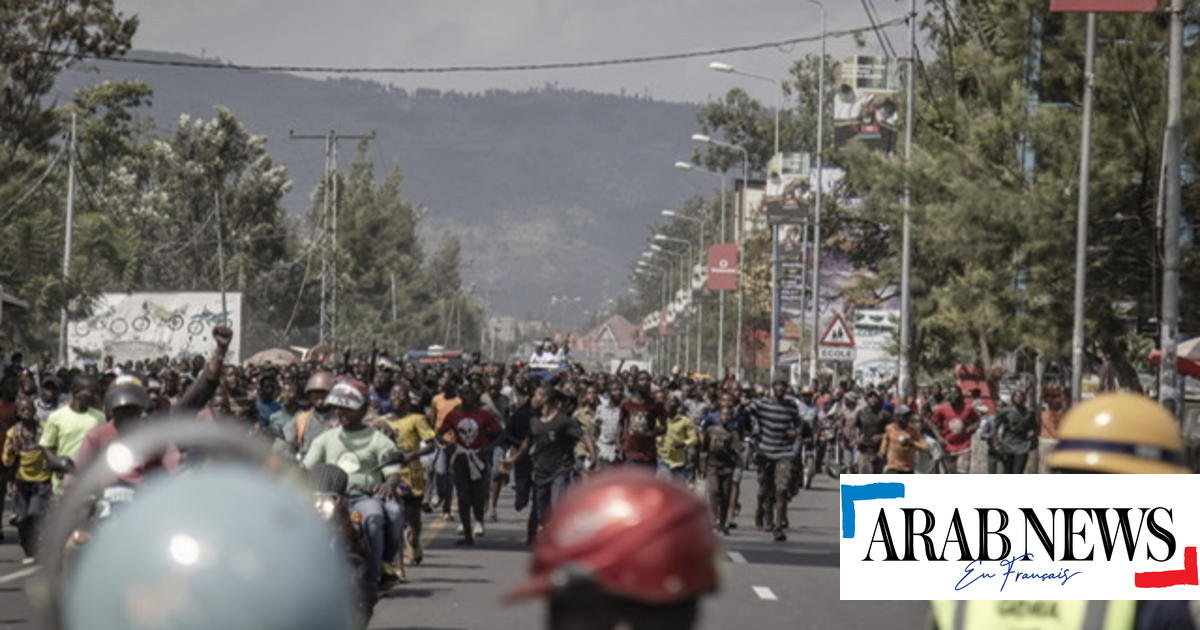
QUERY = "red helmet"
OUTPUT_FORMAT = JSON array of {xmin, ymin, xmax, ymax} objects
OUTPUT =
[{"xmin": 505, "ymin": 468, "xmax": 718, "ymax": 605}]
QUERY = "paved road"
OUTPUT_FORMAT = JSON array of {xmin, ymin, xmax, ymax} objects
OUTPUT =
[{"xmin": 0, "ymin": 473, "xmax": 927, "ymax": 630}]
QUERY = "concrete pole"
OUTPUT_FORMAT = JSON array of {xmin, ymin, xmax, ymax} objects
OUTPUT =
[
  {"xmin": 1069, "ymin": 13, "xmax": 1097, "ymax": 406},
  {"xmin": 1159, "ymin": 0, "xmax": 1183, "ymax": 414},
  {"xmin": 57, "ymin": 112, "xmax": 76, "ymax": 366}
]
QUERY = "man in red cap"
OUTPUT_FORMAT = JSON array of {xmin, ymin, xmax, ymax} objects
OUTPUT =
[{"xmin": 505, "ymin": 468, "xmax": 719, "ymax": 629}]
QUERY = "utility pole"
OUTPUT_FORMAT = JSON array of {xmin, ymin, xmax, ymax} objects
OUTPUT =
[
  {"xmin": 57, "ymin": 112, "xmax": 76, "ymax": 366},
  {"xmin": 214, "ymin": 190, "xmax": 227, "ymax": 316},
  {"xmin": 1069, "ymin": 14, "xmax": 1096, "ymax": 406},
  {"xmin": 1159, "ymin": 0, "xmax": 1183, "ymax": 413},
  {"xmin": 289, "ymin": 129, "xmax": 375, "ymax": 348},
  {"xmin": 899, "ymin": 0, "xmax": 917, "ymax": 400},
  {"xmin": 807, "ymin": 3, "xmax": 827, "ymax": 384}
]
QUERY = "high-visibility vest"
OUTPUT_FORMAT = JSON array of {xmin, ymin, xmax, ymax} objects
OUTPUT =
[{"xmin": 931, "ymin": 601, "xmax": 1137, "ymax": 630}]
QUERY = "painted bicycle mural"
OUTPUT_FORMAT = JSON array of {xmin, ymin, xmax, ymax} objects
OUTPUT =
[{"xmin": 68, "ymin": 291, "xmax": 242, "ymax": 364}]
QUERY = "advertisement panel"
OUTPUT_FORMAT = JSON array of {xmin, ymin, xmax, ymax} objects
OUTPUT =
[
  {"xmin": 68, "ymin": 292, "xmax": 243, "ymax": 364},
  {"xmin": 706, "ymin": 244, "xmax": 738, "ymax": 291},
  {"xmin": 775, "ymin": 226, "xmax": 807, "ymax": 365},
  {"xmin": 764, "ymin": 152, "xmax": 811, "ymax": 225},
  {"xmin": 834, "ymin": 56, "xmax": 900, "ymax": 154}
]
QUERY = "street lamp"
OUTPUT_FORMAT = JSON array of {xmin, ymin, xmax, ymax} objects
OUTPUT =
[
  {"xmin": 691, "ymin": 134, "xmax": 750, "ymax": 380},
  {"xmin": 675, "ymin": 160, "xmax": 729, "ymax": 374},
  {"xmin": 663, "ymin": 210, "xmax": 709, "ymax": 375},
  {"xmin": 707, "ymin": 62, "xmax": 784, "ymax": 158},
  {"xmin": 804, "ymin": 0, "xmax": 827, "ymax": 385}
]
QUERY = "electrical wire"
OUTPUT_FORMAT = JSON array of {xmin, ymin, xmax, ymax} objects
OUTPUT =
[
  {"xmin": 5, "ymin": 18, "xmax": 905, "ymax": 76},
  {"xmin": 0, "ymin": 143, "xmax": 66, "ymax": 223}
]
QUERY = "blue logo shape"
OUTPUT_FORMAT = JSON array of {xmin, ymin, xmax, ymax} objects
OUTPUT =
[{"xmin": 841, "ymin": 482, "xmax": 905, "ymax": 539}]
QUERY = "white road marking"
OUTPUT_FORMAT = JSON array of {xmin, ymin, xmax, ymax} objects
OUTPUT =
[
  {"xmin": 727, "ymin": 551, "xmax": 748, "ymax": 564},
  {"xmin": 753, "ymin": 586, "xmax": 778, "ymax": 601},
  {"xmin": 0, "ymin": 566, "xmax": 40, "ymax": 585}
]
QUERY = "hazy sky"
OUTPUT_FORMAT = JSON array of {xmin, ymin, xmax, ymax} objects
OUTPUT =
[{"xmin": 114, "ymin": 0, "xmax": 913, "ymax": 104}]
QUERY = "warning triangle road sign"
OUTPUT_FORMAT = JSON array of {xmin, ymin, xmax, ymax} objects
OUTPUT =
[{"xmin": 818, "ymin": 314, "xmax": 856, "ymax": 348}]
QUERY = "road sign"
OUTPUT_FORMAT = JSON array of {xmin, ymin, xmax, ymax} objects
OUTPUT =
[
  {"xmin": 818, "ymin": 314, "xmax": 856, "ymax": 347},
  {"xmin": 818, "ymin": 346, "xmax": 856, "ymax": 361},
  {"xmin": 1050, "ymin": 0, "xmax": 1158, "ymax": 11}
]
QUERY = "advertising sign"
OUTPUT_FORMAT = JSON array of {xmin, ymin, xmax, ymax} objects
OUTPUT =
[
  {"xmin": 68, "ymin": 292, "xmax": 242, "ymax": 364},
  {"xmin": 706, "ymin": 244, "xmax": 738, "ymax": 291},
  {"xmin": 834, "ymin": 56, "xmax": 900, "ymax": 153},
  {"xmin": 764, "ymin": 152, "xmax": 811, "ymax": 225},
  {"xmin": 775, "ymin": 226, "xmax": 808, "ymax": 366},
  {"xmin": 1050, "ymin": 0, "xmax": 1157, "ymax": 10}
]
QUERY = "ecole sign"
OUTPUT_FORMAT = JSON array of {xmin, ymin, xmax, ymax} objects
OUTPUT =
[
  {"xmin": 818, "ymin": 314, "xmax": 856, "ymax": 361},
  {"xmin": 707, "ymin": 244, "xmax": 738, "ymax": 292}
]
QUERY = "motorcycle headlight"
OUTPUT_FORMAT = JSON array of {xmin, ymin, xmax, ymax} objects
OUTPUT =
[{"xmin": 315, "ymin": 497, "xmax": 338, "ymax": 520}]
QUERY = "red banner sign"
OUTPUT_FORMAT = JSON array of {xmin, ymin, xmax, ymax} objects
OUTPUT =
[
  {"xmin": 658, "ymin": 308, "xmax": 668, "ymax": 336},
  {"xmin": 707, "ymin": 244, "xmax": 738, "ymax": 291},
  {"xmin": 1050, "ymin": 0, "xmax": 1158, "ymax": 11}
]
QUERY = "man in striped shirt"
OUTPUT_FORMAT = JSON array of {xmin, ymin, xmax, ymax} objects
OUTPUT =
[{"xmin": 748, "ymin": 380, "xmax": 804, "ymax": 542}]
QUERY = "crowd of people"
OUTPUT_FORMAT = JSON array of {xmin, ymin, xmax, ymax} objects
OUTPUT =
[{"xmin": 0, "ymin": 328, "xmax": 1069, "ymax": 588}]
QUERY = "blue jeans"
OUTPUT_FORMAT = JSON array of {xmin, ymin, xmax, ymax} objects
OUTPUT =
[
  {"xmin": 531, "ymin": 473, "xmax": 572, "ymax": 531},
  {"xmin": 350, "ymin": 495, "xmax": 403, "ymax": 585}
]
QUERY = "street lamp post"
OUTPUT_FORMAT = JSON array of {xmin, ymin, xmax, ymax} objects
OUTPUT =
[
  {"xmin": 656, "ymin": 234, "xmax": 696, "ymax": 374},
  {"xmin": 663, "ymin": 209, "xmax": 708, "ymax": 376},
  {"xmin": 637, "ymin": 262, "xmax": 668, "ymax": 372},
  {"xmin": 804, "ymin": 0, "xmax": 827, "ymax": 384},
  {"xmin": 708, "ymin": 62, "xmax": 793, "ymax": 383},
  {"xmin": 675, "ymin": 161, "xmax": 728, "ymax": 374},
  {"xmin": 692, "ymin": 134, "xmax": 750, "ymax": 380},
  {"xmin": 652, "ymin": 243, "xmax": 687, "ymax": 370}
]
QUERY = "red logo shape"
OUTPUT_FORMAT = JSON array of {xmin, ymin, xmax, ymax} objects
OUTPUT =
[{"xmin": 1135, "ymin": 546, "xmax": 1198, "ymax": 588}]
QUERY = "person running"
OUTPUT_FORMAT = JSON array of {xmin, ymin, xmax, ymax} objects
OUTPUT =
[
  {"xmin": 431, "ymin": 377, "xmax": 463, "ymax": 522},
  {"xmin": 33, "ymin": 374, "xmax": 62, "ymax": 423},
  {"xmin": 521, "ymin": 385, "xmax": 594, "ymax": 533},
  {"xmin": 571, "ymin": 384, "xmax": 599, "ymax": 474},
  {"xmin": 438, "ymin": 380, "xmax": 503, "ymax": 545},
  {"xmin": 482, "ymin": 375, "xmax": 513, "ymax": 522},
  {"xmin": 877, "ymin": 405, "xmax": 929, "ymax": 473},
  {"xmin": 619, "ymin": 372, "xmax": 664, "ymax": 469},
  {"xmin": 702, "ymin": 406, "xmax": 742, "ymax": 534},
  {"xmin": 929, "ymin": 388, "xmax": 980, "ymax": 473},
  {"xmin": 660, "ymin": 396, "xmax": 699, "ymax": 483},
  {"xmin": 593, "ymin": 380, "xmax": 625, "ymax": 468},
  {"xmin": 39, "ymin": 375, "xmax": 103, "ymax": 494},
  {"xmin": 376, "ymin": 383, "xmax": 436, "ymax": 567},
  {"xmin": 2, "ymin": 398, "xmax": 51, "ymax": 563},
  {"xmin": 991, "ymin": 390, "xmax": 1037, "ymax": 474},
  {"xmin": 747, "ymin": 380, "xmax": 804, "ymax": 541}
]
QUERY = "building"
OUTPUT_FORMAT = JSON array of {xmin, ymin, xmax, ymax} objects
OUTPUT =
[{"xmin": 573, "ymin": 314, "xmax": 645, "ymax": 368}]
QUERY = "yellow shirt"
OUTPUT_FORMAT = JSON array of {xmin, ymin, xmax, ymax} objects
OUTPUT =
[
  {"xmin": 387, "ymin": 413, "xmax": 436, "ymax": 496},
  {"xmin": 3, "ymin": 422, "xmax": 51, "ymax": 483},
  {"xmin": 572, "ymin": 407, "xmax": 596, "ymax": 459},
  {"xmin": 432, "ymin": 394, "xmax": 461, "ymax": 427},
  {"xmin": 659, "ymin": 414, "xmax": 700, "ymax": 470}
]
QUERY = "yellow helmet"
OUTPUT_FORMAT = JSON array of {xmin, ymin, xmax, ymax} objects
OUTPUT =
[{"xmin": 1049, "ymin": 393, "xmax": 1188, "ymax": 474}]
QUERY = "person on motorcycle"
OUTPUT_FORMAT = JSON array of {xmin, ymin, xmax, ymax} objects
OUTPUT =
[
  {"xmin": 932, "ymin": 393, "xmax": 1198, "ymax": 629},
  {"xmin": 283, "ymin": 370, "xmax": 336, "ymax": 459},
  {"xmin": 505, "ymin": 467, "xmax": 719, "ymax": 630},
  {"xmin": 73, "ymin": 378, "xmax": 182, "ymax": 485},
  {"xmin": 302, "ymin": 377, "xmax": 405, "ymax": 591}
]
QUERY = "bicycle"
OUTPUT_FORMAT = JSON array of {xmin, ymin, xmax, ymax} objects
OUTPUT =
[{"xmin": 187, "ymin": 308, "xmax": 232, "ymax": 335}]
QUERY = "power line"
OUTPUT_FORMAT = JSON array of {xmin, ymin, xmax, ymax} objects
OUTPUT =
[
  {"xmin": 6, "ymin": 18, "xmax": 905, "ymax": 76},
  {"xmin": 0, "ymin": 143, "xmax": 66, "ymax": 224}
]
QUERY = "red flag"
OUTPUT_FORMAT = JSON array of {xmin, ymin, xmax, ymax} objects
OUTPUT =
[
  {"xmin": 1050, "ymin": 0, "xmax": 1157, "ymax": 11},
  {"xmin": 707, "ymin": 244, "xmax": 738, "ymax": 292}
]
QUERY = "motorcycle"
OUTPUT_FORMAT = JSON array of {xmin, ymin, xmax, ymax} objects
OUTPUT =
[
  {"xmin": 308, "ymin": 451, "xmax": 406, "ymax": 629},
  {"xmin": 822, "ymin": 427, "xmax": 851, "ymax": 479}
]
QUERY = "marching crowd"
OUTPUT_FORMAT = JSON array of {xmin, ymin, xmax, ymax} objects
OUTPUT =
[{"xmin": 0, "ymin": 330, "xmax": 1063, "ymax": 587}]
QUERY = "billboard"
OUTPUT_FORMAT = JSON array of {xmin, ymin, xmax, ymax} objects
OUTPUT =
[
  {"xmin": 834, "ymin": 56, "xmax": 900, "ymax": 154},
  {"xmin": 68, "ymin": 292, "xmax": 243, "ymax": 365},
  {"xmin": 764, "ymin": 152, "xmax": 811, "ymax": 225},
  {"xmin": 706, "ymin": 244, "xmax": 738, "ymax": 291},
  {"xmin": 775, "ymin": 226, "xmax": 808, "ymax": 366}
]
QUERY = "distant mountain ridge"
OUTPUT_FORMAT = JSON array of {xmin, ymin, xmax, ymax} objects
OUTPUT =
[{"xmin": 52, "ymin": 51, "xmax": 704, "ymax": 322}]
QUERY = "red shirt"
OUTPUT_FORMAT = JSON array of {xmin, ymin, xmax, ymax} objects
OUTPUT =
[
  {"xmin": 930, "ymin": 402, "xmax": 979, "ymax": 453},
  {"xmin": 74, "ymin": 423, "xmax": 181, "ymax": 484},
  {"xmin": 439, "ymin": 407, "xmax": 503, "ymax": 451},
  {"xmin": 620, "ymin": 399, "xmax": 663, "ymax": 464}
]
